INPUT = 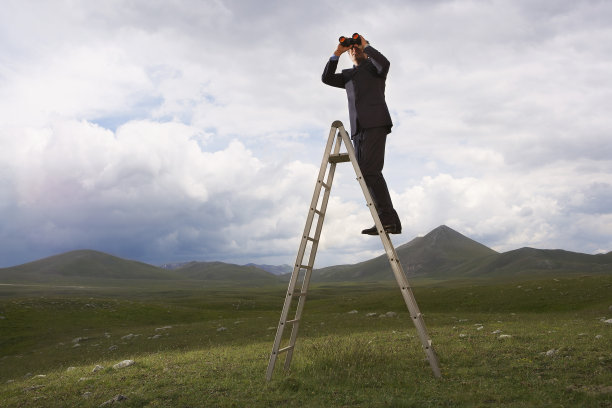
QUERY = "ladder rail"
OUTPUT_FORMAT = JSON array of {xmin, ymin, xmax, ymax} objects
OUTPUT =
[
  {"xmin": 282, "ymin": 130, "xmax": 345, "ymax": 370},
  {"xmin": 266, "ymin": 124, "xmax": 340, "ymax": 381},
  {"xmin": 336, "ymin": 124, "xmax": 442, "ymax": 378}
]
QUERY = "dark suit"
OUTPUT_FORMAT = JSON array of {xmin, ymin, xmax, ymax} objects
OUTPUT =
[{"xmin": 322, "ymin": 45, "xmax": 401, "ymax": 229}]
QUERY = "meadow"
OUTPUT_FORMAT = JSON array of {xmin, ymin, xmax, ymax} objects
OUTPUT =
[{"xmin": 1, "ymin": 275, "xmax": 611, "ymax": 407}]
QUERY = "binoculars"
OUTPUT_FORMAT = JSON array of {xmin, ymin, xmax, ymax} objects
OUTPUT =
[{"xmin": 338, "ymin": 33, "xmax": 361, "ymax": 47}]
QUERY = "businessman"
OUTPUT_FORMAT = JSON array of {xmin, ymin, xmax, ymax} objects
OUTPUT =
[{"xmin": 322, "ymin": 34, "xmax": 402, "ymax": 235}]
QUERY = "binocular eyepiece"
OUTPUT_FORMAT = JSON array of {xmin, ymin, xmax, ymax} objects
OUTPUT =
[{"xmin": 339, "ymin": 33, "xmax": 361, "ymax": 47}]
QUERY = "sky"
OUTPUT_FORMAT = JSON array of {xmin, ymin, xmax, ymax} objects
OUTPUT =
[{"xmin": 1, "ymin": 0, "xmax": 611, "ymax": 268}]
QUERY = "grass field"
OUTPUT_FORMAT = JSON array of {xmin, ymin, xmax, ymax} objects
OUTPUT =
[{"xmin": 1, "ymin": 275, "xmax": 611, "ymax": 407}]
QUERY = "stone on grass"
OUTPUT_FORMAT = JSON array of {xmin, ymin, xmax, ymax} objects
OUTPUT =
[
  {"xmin": 112, "ymin": 360, "xmax": 134, "ymax": 369},
  {"xmin": 92, "ymin": 365, "xmax": 104, "ymax": 372},
  {"xmin": 120, "ymin": 334, "xmax": 135, "ymax": 340},
  {"xmin": 595, "ymin": 335, "xmax": 603, "ymax": 339},
  {"xmin": 217, "ymin": 327, "xmax": 227, "ymax": 332},
  {"xmin": 545, "ymin": 349, "xmax": 558, "ymax": 357},
  {"xmin": 385, "ymin": 311, "xmax": 397, "ymax": 318},
  {"xmin": 603, "ymin": 319, "xmax": 612, "ymax": 324},
  {"xmin": 366, "ymin": 313, "xmax": 377, "ymax": 317},
  {"xmin": 491, "ymin": 330, "xmax": 502, "ymax": 334},
  {"xmin": 108, "ymin": 345, "xmax": 118, "ymax": 351},
  {"xmin": 498, "ymin": 334, "xmax": 512, "ymax": 339},
  {"xmin": 347, "ymin": 310, "xmax": 358, "ymax": 314},
  {"xmin": 155, "ymin": 326, "xmax": 172, "ymax": 331},
  {"xmin": 100, "ymin": 394, "xmax": 127, "ymax": 406}
]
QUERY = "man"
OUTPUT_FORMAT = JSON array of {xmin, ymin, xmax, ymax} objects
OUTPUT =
[{"xmin": 322, "ymin": 34, "xmax": 402, "ymax": 235}]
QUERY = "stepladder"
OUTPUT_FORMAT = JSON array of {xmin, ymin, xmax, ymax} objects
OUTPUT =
[{"xmin": 265, "ymin": 120, "xmax": 441, "ymax": 381}]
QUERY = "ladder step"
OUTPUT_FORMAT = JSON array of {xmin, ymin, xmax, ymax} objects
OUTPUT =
[
  {"xmin": 298, "ymin": 264, "xmax": 312, "ymax": 270},
  {"xmin": 329, "ymin": 153, "xmax": 350, "ymax": 163},
  {"xmin": 291, "ymin": 291, "xmax": 307, "ymax": 296},
  {"xmin": 311, "ymin": 208, "xmax": 324, "ymax": 216},
  {"xmin": 321, "ymin": 181, "xmax": 331, "ymax": 190},
  {"xmin": 305, "ymin": 236, "xmax": 318, "ymax": 243},
  {"xmin": 277, "ymin": 345, "xmax": 294, "ymax": 354}
]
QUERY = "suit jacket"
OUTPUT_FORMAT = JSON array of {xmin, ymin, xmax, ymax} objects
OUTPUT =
[{"xmin": 322, "ymin": 45, "xmax": 393, "ymax": 136}]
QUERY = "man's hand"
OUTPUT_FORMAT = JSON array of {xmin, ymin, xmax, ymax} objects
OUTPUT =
[
  {"xmin": 333, "ymin": 43, "xmax": 350, "ymax": 57},
  {"xmin": 358, "ymin": 35, "xmax": 369, "ymax": 50}
]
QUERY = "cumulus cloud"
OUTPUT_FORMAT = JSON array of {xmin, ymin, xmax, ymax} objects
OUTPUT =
[{"xmin": 1, "ymin": 0, "xmax": 611, "ymax": 267}]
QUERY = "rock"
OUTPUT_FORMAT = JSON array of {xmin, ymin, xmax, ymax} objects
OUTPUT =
[
  {"xmin": 121, "ymin": 334, "xmax": 134, "ymax": 340},
  {"xmin": 216, "ymin": 327, "xmax": 227, "ymax": 332},
  {"xmin": 67, "ymin": 367, "xmax": 76, "ymax": 372},
  {"xmin": 108, "ymin": 345, "xmax": 118, "ymax": 351},
  {"xmin": 595, "ymin": 335, "xmax": 603, "ymax": 339},
  {"xmin": 100, "ymin": 394, "xmax": 127, "ymax": 406},
  {"xmin": 72, "ymin": 337, "xmax": 88, "ymax": 344},
  {"xmin": 347, "ymin": 310, "xmax": 358, "ymax": 314},
  {"xmin": 33, "ymin": 374, "xmax": 46, "ymax": 379},
  {"xmin": 604, "ymin": 319, "xmax": 612, "ymax": 324},
  {"xmin": 459, "ymin": 334, "xmax": 467, "ymax": 338},
  {"xmin": 155, "ymin": 326, "xmax": 172, "ymax": 331},
  {"xmin": 149, "ymin": 334, "xmax": 162, "ymax": 339},
  {"xmin": 92, "ymin": 365, "xmax": 104, "ymax": 372},
  {"xmin": 498, "ymin": 334, "xmax": 512, "ymax": 339},
  {"xmin": 545, "ymin": 349, "xmax": 558, "ymax": 356},
  {"xmin": 82, "ymin": 392, "xmax": 92, "ymax": 399},
  {"xmin": 491, "ymin": 330, "xmax": 502, "ymax": 334},
  {"xmin": 385, "ymin": 312, "xmax": 397, "ymax": 318},
  {"xmin": 112, "ymin": 360, "xmax": 134, "ymax": 369},
  {"xmin": 366, "ymin": 313, "xmax": 377, "ymax": 317}
]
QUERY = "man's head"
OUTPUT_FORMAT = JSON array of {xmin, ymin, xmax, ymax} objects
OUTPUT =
[{"xmin": 348, "ymin": 46, "xmax": 368, "ymax": 66}]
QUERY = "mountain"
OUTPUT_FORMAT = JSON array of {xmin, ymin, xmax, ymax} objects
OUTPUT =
[
  {"xmin": 244, "ymin": 263, "xmax": 292, "ymax": 275},
  {"xmin": 0, "ymin": 250, "xmax": 174, "ymax": 284},
  {"xmin": 0, "ymin": 250, "xmax": 280, "ymax": 286},
  {"xmin": 311, "ymin": 225, "xmax": 612, "ymax": 281}
]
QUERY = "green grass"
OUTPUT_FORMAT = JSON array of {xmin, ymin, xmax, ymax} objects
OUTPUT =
[{"xmin": 1, "ymin": 276, "xmax": 611, "ymax": 407}]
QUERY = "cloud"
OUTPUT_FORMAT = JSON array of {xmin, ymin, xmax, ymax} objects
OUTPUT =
[{"xmin": 1, "ymin": 0, "xmax": 611, "ymax": 268}]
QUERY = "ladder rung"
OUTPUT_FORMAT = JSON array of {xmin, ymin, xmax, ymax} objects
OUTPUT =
[
  {"xmin": 291, "ymin": 291, "xmax": 307, "ymax": 296},
  {"xmin": 305, "ymin": 236, "xmax": 318, "ymax": 243},
  {"xmin": 329, "ymin": 153, "xmax": 350, "ymax": 163},
  {"xmin": 298, "ymin": 264, "xmax": 312, "ymax": 270},
  {"xmin": 321, "ymin": 181, "xmax": 331, "ymax": 190},
  {"xmin": 277, "ymin": 345, "xmax": 294, "ymax": 354},
  {"xmin": 312, "ymin": 208, "xmax": 324, "ymax": 216}
]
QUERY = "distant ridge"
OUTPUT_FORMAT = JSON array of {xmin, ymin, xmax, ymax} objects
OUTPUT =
[
  {"xmin": 312, "ymin": 225, "xmax": 612, "ymax": 281},
  {"xmin": 0, "ymin": 250, "xmax": 280, "ymax": 286},
  {"xmin": 2, "ymin": 226, "xmax": 610, "ymax": 286}
]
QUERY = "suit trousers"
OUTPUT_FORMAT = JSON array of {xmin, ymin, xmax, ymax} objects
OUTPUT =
[{"xmin": 352, "ymin": 126, "xmax": 401, "ymax": 227}]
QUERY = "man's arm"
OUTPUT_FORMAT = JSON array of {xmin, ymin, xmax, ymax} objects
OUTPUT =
[
  {"xmin": 322, "ymin": 42, "xmax": 350, "ymax": 88},
  {"xmin": 359, "ymin": 36, "xmax": 390, "ymax": 77}
]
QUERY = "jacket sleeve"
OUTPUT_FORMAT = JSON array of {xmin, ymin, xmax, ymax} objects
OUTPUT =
[
  {"xmin": 364, "ymin": 45, "xmax": 390, "ymax": 77},
  {"xmin": 322, "ymin": 58, "xmax": 346, "ymax": 88}
]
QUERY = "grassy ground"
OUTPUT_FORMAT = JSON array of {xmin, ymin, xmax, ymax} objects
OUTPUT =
[{"xmin": 0, "ymin": 275, "xmax": 611, "ymax": 407}]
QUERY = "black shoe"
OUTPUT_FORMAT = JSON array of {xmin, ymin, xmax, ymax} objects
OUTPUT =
[
  {"xmin": 361, "ymin": 224, "xmax": 402, "ymax": 235},
  {"xmin": 361, "ymin": 225, "xmax": 378, "ymax": 235}
]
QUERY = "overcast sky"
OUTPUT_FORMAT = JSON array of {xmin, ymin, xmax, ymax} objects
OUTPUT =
[{"xmin": 1, "ymin": 0, "xmax": 611, "ymax": 268}]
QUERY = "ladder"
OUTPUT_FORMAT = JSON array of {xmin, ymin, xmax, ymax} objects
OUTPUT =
[{"xmin": 265, "ymin": 121, "xmax": 441, "ymax": 381}]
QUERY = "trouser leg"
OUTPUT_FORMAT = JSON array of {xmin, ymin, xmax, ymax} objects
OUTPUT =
[{"xmin": 353, "ymin": 127, "xmax": 401, "ymax": 228}]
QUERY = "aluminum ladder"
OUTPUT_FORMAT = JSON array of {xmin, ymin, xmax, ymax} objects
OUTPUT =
[{"xmin": 265, "ymin": 120, "xmax": 441, "ymax": 381}]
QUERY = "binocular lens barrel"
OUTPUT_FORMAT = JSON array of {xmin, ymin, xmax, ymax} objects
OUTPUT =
[{"xmin": 338, "ymin": 33, "xmax": 361, "ymax": 47}]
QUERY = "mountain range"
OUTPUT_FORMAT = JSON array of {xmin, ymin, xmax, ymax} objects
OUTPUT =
[{"xmin": 1, "ymin": 225, "xmax": 610, "ymax": 286}]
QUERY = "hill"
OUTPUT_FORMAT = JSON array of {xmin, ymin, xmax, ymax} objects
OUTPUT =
[
  {"xmin": 312, "ymin": 225, "xmax": 612, "ymax": 281},
  {"xmin": 0, "ymin": 250, "xmax": 280, "ymax": 286}
]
